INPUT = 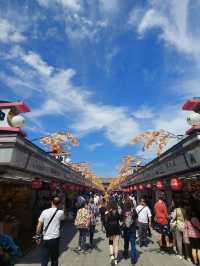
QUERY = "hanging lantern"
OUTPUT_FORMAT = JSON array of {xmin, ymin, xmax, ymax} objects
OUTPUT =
[
  {"xmin": 32, "ymin": 178, "xmax": 43, "ymax": 189},
  {"xmin": 138, "ymin": 184, "xmax": 144, "ymax": 191},
  {"xmin": 64, "ymin": 184, "xmax": 69, "ymax": 192},
  {"xmin": 61, "ymin": 183, "xmax": 66, "ymax": 191},
  {"xmin": 68, "ymin": 184, "xmax": 75, "ymax": 191},
  {"xmin": 170, "ymin": 178, "xmax": 183, "ymax": 191},
  {"xmin": 79, "ymin": 186, "xmax": 83, "ymax": 192},
  {"xmin": 156, "ymin": 180, "xmax": 165, "ymax": 191},
  {"xmin": 146, "ymin": 183, "xmax": 152, "ymax": 189},
  {"xmin": 75, "ymin": 185, "xmax": 80, "ymax": 191},
  {"xmin": 133, "ymin": 185, "xmax": 138, "ymax": 191},
  {"xmin": 50, "ymin": 180, "xmax": 57, "ymax": 191}
]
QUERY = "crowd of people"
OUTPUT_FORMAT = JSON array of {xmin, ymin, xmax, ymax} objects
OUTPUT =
[
  {"xmin": 5, "ymin": 191, "xmax": 198, "ymax": 266},
  {"xmin": 74, "ymin": 192, "xmax": 200, "ymax": 266}
]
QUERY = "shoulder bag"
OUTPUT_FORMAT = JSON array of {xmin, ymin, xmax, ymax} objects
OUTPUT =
[{"xmin": 33, "ymin": 209, "xmax": 58, "ymax": 243}]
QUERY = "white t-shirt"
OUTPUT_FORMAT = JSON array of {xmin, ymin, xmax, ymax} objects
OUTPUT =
[
  {"xmin": 39, "ymin": 207, "xmax": 64, "ymax": 240},
  {"xmin": 94, "ymin": 195, "xmax": 100, "ymax": 205},
  {"xmin": 129, "ymin": 196, "xmax": 137, "ymax": 208},
  {"xmin": 136, "ymin": 205, "xmax": 152, "ymax": 224}
]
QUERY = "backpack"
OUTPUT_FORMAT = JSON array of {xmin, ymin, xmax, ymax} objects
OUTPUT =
[
  {"xmin": 124, "ymin": 210, "xmax": 134, "ymax": 228},
  {"xmin": 75, "ymin": 208, "xmax": 90, "ymax": 228}
]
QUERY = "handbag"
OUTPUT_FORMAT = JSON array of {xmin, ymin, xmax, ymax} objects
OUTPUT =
[
  {"xmin": 170, "ymin": 209, "xmax": 185, "ymax": 232},
  {"xmin": 33, "ymin": 209, "xmax": 58, "ymax": 243}
]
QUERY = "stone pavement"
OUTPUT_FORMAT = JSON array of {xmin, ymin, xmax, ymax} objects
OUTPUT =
[{"xmin": 16, "ymin": 222, "xmax": 194, "ymax": 266}]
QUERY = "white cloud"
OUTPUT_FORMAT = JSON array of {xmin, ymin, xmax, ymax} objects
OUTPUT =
[
  {"xmin": 37, "ymin": 0, "xmax": 81, "ymax": 11},
  {"xmin": 36, "ymin": 0, "xmax": 114, "ymax": 41},
  {"xmin": 130, "ymin": 0, "xmax": 200, "ymax": 56},
  {"xmin": 0, "ymin": 18, "xmax": 26, "ymax": 43},
  {"xmin": 129, "ymin": 0, "xmax": 200, "ymax": 107},
  {"xmin": 99, "ymin": 0, "xmax": 120, "ymax": 14},
  {"xmin": 133, "ymin": 105, "xmax": 154, "ymax": 119},
  {"xmin": 22, "ymin": 52, "xmax": 54, "ymax": 76},
  {"xmin": 2, "ymin": 48, "xmax": 139, "ymax": 146},
  {"xmin": 86, "ymin": 143, "xmax": 103, "ymax": 152}
]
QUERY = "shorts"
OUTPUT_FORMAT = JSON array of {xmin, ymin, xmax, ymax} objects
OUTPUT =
[
  {"xmin": 154, "ymin": 223, "xmax": 171, "ymax": 236},
  {"xmin": 189, "ymin": 238, "xmax": 200, "ymax": 249}
]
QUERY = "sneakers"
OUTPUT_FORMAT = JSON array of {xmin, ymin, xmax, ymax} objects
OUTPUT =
[
  {"xmin": 177, "ymin": 255, "xmax": 183, "ymax": 260},
  {"xmin": 114, "ymin": 259, "xmax": 118, "ymax": 265},
  {"xmin": 110, "ymin": 255, "xmax": 114, "ymax": 264}
]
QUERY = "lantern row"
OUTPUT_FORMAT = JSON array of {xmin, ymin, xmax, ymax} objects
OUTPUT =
[
  {"xmin": 31, "ymin": 178, "xmax": 96, "ymax": 192},
  {"xmin": 113, "ymin": 177, "xmax": 183, "ymax": 193}
]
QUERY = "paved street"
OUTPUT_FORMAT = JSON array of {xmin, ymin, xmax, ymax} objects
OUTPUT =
[{"xmin": 17, "ymin": 222, "xmax": 193, "ymax": 266}]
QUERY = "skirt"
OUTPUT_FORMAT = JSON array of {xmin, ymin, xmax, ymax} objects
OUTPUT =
[
  {"xmin": 106, "ymin": 225, "xmax": 121, "ymax": 238},
  {"xmin": 154, "ymin": 223, "xmax": 171, "ymax": 236}
]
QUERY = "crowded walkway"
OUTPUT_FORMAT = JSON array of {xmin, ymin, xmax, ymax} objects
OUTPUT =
[{"xmin": 17, "ymin": 222, "xmax": 193, "ymax": 266}]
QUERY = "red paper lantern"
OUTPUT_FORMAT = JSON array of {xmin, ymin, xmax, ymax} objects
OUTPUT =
[
  {"xmin": 61, "ymin": 182, "xmax": 66, "ymax": 191},
  {"xmin": 50, "ymin": 180, "xmax": 57, "ymax": 191},
  {"xmin": 156, "ymin": 181, "xmax": 165, "ymax": 191},
  {"xmin": 69, "ymin": 184, "xmax": 76, "ymax": 191},
  {"xmin": 79, "ymin": 186, "xmax": 83, "ymax": 192},
  {"xmin": 146, "ymin": 183, "xmax": 152, "ymax": 189},
  {"xmin": 170, "ymin": 178, "xmax": 183, "ymax": 191},
  {"xmin": 64, "ymin": 184, "xmax": 69, "ymax": 192},
  {"xmin": 75, "ymin": 185, "xmax": 80, "ymax": 191},
  {"xmin": 138, "ymin": 184, "xmax": 144, "ymax": 191},
  {"xmin": 32, "ymin": 178, "xmax": 43, "ymax": 189},
  {"xmin": 133, "ymin": 185, "xmax": 138, "ymax": 191},
  {"xmin": 129, "ymin": 186, "xmax": 133, "ymax": 192}
]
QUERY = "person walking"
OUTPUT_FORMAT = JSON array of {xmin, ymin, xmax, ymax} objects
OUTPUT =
[
  {"xmin": 88, "ymin": 198, "xmax": 98, "ymax": 248},
  {"xmin": 136, "ymin": 198, "xmax": 152, "ymax": 247},
  {"xmin": 105, "ymin": 201, "xmax": 121, "ymax": 265},
  {"xmin": 121, "ymin": 199, "xmax": 138, "ymax": 266},
  {"xmin": 170, "ymin": 200, "xmax": 186, "ymax": 259},
  {"xmin": 185, "ymin": 208, "xmax": 200, "ymax": 265},
  {"xmin": 35, "ymin": 196, "xmax": 65, "ymax": 266},
  {"xmin": 74, "ymin": 201, "xmax": 90, "ymax": 251},
  {"xmin": 154, "ymin": 194, "xmax": 171, "ymax": 250},
  {"xmin": 99, "ymin": 198, "xmax": 107, "ymax": 232}
]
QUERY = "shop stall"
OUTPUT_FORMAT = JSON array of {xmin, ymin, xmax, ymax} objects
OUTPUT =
[
  {"xmin": 0, "ymin": 132, "xmax": 88, "ymax": 252},
  {"xmin": 122, "ymin": 130, "xmax": 200, "ymax": 212}
]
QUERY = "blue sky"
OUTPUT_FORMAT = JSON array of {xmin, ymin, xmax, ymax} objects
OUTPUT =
[{"xmin": 0, "ymin": 0, "xmax": 200, "ymax": 178}]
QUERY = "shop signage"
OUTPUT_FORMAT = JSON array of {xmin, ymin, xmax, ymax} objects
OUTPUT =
[
  {"xmin": 185, "ymin": 146, "xmax": 200, "ymax": 168},
  {"xmin": 0, "ymin": 134, "xmax": 85, "ymax": 185},
  {"xmin": 137, "ymin": 154, "xmax": 188, "ymax": 183}
]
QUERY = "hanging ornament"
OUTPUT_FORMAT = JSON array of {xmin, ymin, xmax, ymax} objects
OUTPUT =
[
  {"xmin": 156, "ymin": 180, "xmax": 165, "ymax": 191},
  {"xmin": 146, "ymin": 183, "xmax": 152, "ymax": 189},
  {"xmin": 32, "ymin": 178, "xmax": 43, "ymax": 189},
  {"xmin": 133, "ymin": 185, "xmax": 138, "ymax": 191},
  {"xmin": 138, "ymin": 184, "xmax": 144, "ymax": 191},
  {"xmin": 50, "ymin": 180, "xmax": 57, "ymax": 191},
  {"xmin": 170, "ymin": 178, "xmax": 183, "ymax": 191}
]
